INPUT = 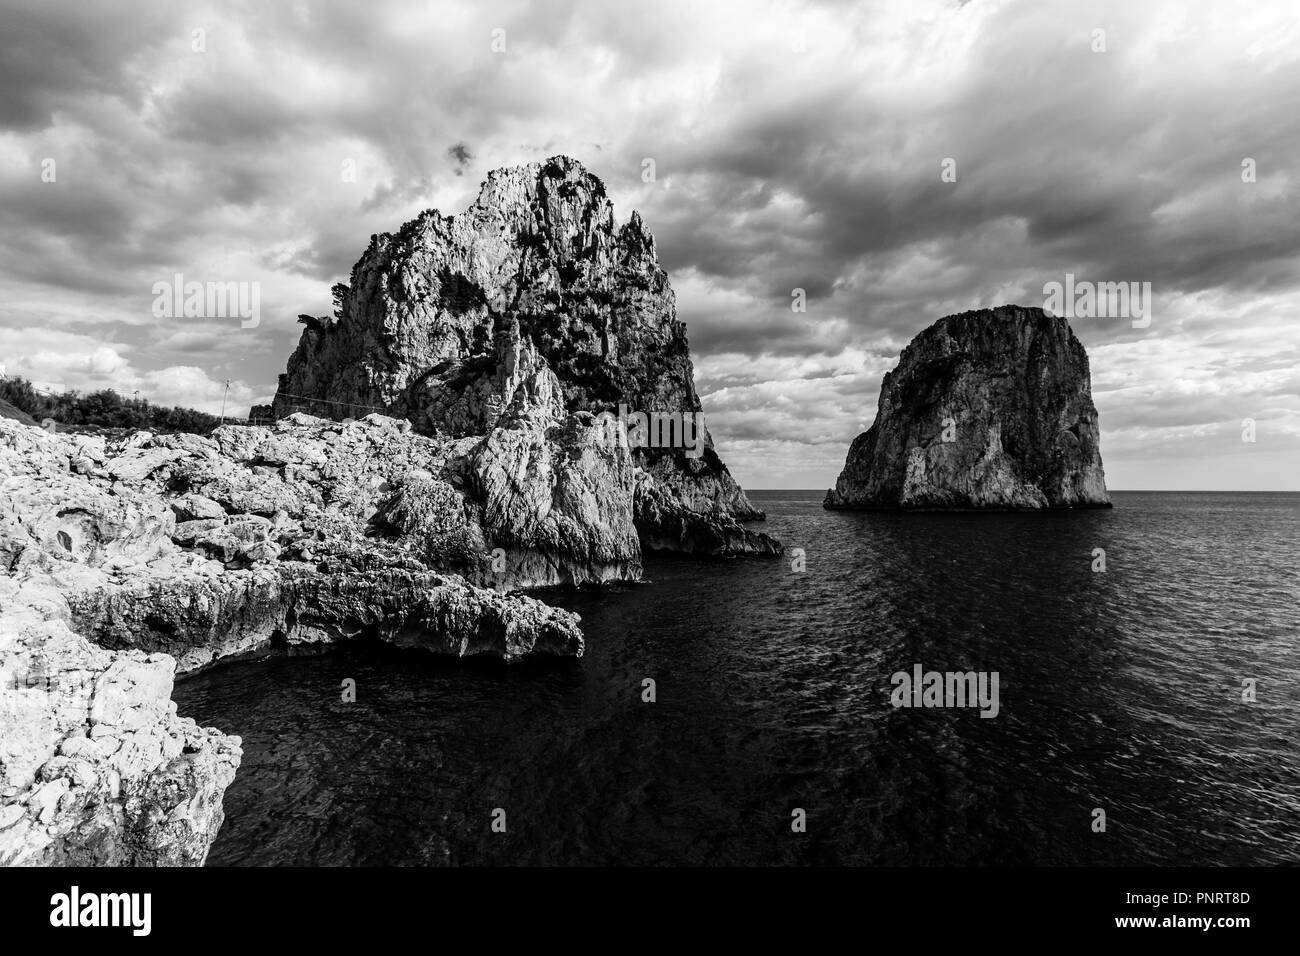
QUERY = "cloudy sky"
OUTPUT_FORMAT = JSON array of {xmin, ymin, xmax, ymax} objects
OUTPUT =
[{"xmin": 2, "ymin": 0, "xmax": 1297, "ymax": 490}]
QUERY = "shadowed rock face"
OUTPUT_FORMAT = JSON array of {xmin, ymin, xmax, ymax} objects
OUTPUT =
[
  {"xmin": 825, "ymin": 305, "xmax": 1111, "ymax": 510},
  {"xmin": 271, "ymin": 156, "xmax": 778, "ymax": 557}
]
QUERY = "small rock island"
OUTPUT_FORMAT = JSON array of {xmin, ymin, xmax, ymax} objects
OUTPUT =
[{"xmin": 825, "ymin": 305, "xmax": 1111, "ymax": 510}]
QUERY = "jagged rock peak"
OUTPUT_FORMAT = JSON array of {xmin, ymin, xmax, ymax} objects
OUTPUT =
[
  {"xmin": 271, "ymin": 154, "xmax": 779, "ymax": 557},
  {"xmin": 825, "ymin": 304, "xmax": 1111, "ymax": 511},
  {"xmin": 273, "ymin": 154, "xmax": 686, "ymax": 429},
  {"xmin": 356, "ymin": 156, "xmax": 653, "ymax": 299}
]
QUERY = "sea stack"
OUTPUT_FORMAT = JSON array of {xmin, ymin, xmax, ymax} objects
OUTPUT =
[
  {"xmin": 824, "ymin": 305, "xmax": 1111, "ymax": 510},
  {"xmin": 270, "ymin": 156, "xmax": 778, "ymax": 557}
]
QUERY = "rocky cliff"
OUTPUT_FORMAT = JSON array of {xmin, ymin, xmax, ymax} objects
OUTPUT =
[
  {"xmin": 825, "ymin": 305, "xmax": 1111, "ymax": 510},
  {"xmin": 0, "ymin": 410, "xmax": 598, "ymax": 864},
  {"xmin": 271, "ymin": 156, "xmax": 778, "ymax": 558}
]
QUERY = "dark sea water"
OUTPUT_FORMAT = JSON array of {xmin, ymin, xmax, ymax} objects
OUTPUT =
[{"xmin": 174, "ymin": 491, "xmax": 1300, "ymax": 866}]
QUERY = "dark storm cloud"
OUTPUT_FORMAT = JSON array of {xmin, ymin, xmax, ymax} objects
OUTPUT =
[
  {"xmin": 448, "ymin": 142, "xmax": 473, "ymax": 175},
  {"xmin": 614, "ymin": 3, "xmax": 1300, "ymax": 364},
  {"xmin": 0, "ymin": 0, "xmax": 179, "ymax": 130}
]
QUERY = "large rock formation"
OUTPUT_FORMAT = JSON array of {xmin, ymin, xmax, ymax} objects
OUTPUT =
[
  {"xmin": 825, "ymin": 305, "xmax": 1111, "ymax": 510},
  {"xmin": 270, "ymin": 156, "xmax": 778, "ymax": 557}
]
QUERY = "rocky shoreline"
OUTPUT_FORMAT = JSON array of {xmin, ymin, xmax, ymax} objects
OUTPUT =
[
  {"xmin": 0, "ymin": 409, "xmax": 606, "ymax": 864},
  {"xmin": 1, "ymin": 158, "xmax": 790, "ymax": 866}
]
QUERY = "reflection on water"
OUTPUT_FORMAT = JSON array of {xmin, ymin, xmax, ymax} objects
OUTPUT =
[{"xmin": 176, "ymin": 492, "xmax": 1300, "ymax": 865}]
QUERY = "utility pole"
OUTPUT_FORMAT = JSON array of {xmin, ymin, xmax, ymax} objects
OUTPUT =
[{"xmin": 220, "ymin": 379, "xmax": 230, "ymax": 425}]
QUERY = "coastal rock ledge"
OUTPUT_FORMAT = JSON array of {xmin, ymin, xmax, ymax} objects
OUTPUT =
[
  {"xmin": 0, "ymin": 412, "xmax": 587, "ymax": 864},
  {"xmin": 825, "ymin": 305, "xmax": 1111, "ymax": 510}
]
